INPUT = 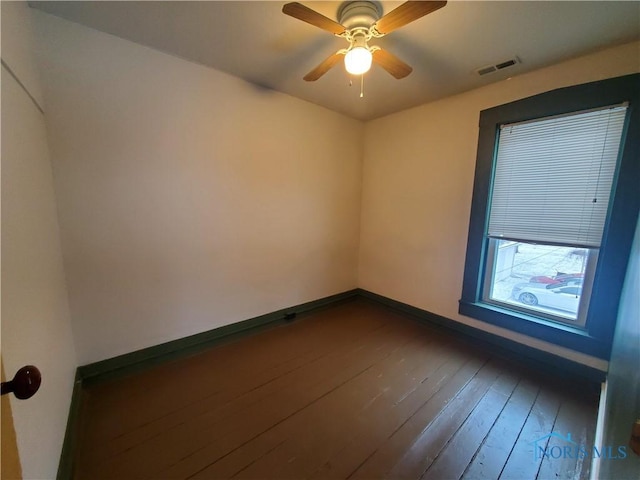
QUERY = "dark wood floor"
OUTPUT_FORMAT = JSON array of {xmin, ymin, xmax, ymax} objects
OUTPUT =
[{"xmin": 72, "ymin": 299, "xmax": 598, "ymax": 479}]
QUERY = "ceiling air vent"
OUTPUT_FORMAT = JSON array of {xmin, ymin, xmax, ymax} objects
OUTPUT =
[{"xmin": 476, "ymin": 57, "xmax": 520, "ymax": 76}]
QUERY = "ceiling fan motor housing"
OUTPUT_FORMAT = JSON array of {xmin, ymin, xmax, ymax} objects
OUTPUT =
[{"xmin": 338, "ymin": 1, "xmax": 382, "ymax": 30}]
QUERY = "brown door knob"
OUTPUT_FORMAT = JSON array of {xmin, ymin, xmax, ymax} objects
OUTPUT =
[
  {"xmin": 631, "ymin": 419, "xmax": 640, "ymax": 456},
  {"xmin": 1, "ymin": 365, "xmax": 41, "ymax": 400}
]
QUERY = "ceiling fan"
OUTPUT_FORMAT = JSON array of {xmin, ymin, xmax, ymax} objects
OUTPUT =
[{"xmin": 282, "ymin": 1, "xmax": 447, "ymax": 81}]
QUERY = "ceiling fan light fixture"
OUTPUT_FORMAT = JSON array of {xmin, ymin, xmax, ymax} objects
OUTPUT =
[{"xmin": 344, "ymin": 46, "xmax": 372, "ymax": 75}]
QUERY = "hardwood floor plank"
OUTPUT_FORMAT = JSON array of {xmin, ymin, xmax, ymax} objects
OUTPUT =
[
  {"xmin": 165, "ymin": 318, "xmax": 442, "ymax": 480},
  {"xmin": 348, "ymin": 355, "xmax": 490, "ymax": 479},
  {"xmin": 307, "ymin": 347, "xmax": 471, "ymax": 480},
  {"xmin": 498, "ymin": 385, "xmax": 562, "ymax": 480},
  {"xmin": 203, "ymin": 331, "xmax": 452, "ymax": 479},
  {"xmin": 386, "ymin": 360, "xmax": 502, "ymax": 479},
  {"xmin": 421, "ymin": 369, "xmax": 520, "ymax": 480},
  {"xmin": 462, "ymin": 376, "xmax": 540, "ymax": 480},
  {"xmin": 536, "ymin": 386, "xmax": 598, "ymax": 480}
]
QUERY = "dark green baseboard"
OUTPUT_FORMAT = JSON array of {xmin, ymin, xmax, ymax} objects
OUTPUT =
[
  {"xmin": 70, "ymin": 288, "xmax": 605, "ymax": 388},
  {"xmin": 357, "ymin": 288, "xmax": 607, "ymax": 384},
  {"xmin": 56, "ymin": 371, "xmax": 83, "ymax": 480},
  {"xmin": 78, "ymin": 289, "xmax": 359, "ymax": 383},
  {"xmin": 57, "ymin": 288, "xmax": 358, "ymax": 479}
]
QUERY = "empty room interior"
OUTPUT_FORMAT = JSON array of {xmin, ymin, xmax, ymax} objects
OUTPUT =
[{"xmin": 2, "ymin": 1, "xmax": 640, "ymax": 479}]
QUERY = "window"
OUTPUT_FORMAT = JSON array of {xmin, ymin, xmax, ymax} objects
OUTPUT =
[
  {"xmin": 483, "ymin": 105, "xmax": 626, "ymax": 328},
  {"xmin": 460, "ymin": 74, "xmax": 640, "ymax": 359}
]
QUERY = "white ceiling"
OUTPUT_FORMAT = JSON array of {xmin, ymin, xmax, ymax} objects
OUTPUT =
[{"xmin": 29, "ymin": 1, "xmax": 640, "ymax": 121}]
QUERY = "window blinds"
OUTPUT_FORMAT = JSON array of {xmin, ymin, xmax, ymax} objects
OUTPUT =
[{"xmin": 487, "ymin": 104, "xmax": 627, "ymax": 248}]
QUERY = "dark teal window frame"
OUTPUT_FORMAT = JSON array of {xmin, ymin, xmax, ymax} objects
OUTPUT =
[{"xmin": 459, "ymin": 74, "xmax": 640, "ymax": 360}]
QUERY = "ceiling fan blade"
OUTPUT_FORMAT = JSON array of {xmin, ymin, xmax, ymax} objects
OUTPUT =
[
  {"xmin": 303, "ymin": 51, "xmax": 344, "ymax": 81},
  {"xmin": 282, "ymin": 2, "xmax": 346, "ymax": 35},
  {"xmin": 373, "ymin": 1, "xmax": 447, "ymax": 35},
  {"xmin": 372, "ymin": 48, "xmax": 413, "ymax": 79}
]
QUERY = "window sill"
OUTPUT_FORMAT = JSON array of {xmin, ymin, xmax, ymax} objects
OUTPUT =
[{"xmin": 458, "ymin": 300, "xmax": 607, "ymax": 358}]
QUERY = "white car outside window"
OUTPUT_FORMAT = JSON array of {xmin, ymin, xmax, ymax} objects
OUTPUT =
[{"xmin": 511, "ymin": 283, "xmax": 582, "ymax": 315}]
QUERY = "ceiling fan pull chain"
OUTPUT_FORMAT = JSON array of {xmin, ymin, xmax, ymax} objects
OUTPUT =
[{"xmin": 360, "ymin": 74, "xmax": 365, "ymax": 98}]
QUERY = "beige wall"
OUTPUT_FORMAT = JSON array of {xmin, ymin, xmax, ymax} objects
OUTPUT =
[
  {"xmin": 33, "ymin": 11, "xmax": 364, "ymax": 365},
  {"xmin": 1, "ymin": 2, "xmax": 78, "ymax": 478},
  {"xmin": 359, "ymin": 41, "xmax": 640, "ymax": 370}
]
